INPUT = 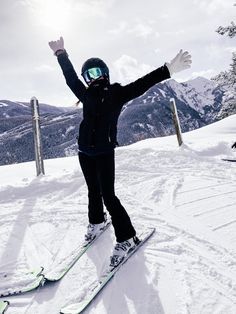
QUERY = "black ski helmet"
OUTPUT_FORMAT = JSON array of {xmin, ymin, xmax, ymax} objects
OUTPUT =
[{"xmin": 81, "ymin": 57, "xmax": 109, "ymax": 82}]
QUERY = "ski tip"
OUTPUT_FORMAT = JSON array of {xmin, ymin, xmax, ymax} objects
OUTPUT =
[
  {"xmin": 140, "ymin": 227, "xmax": 156, "ymax": 238},
  {"xmin": 29, "ymin": 266, "xmax": 44, "ymax": 277},
  {"xmin": 2, "ymin": 301, "xmax": 9, "ymax": 305},
  {"xmin": 38, "ymin": 266, "xmax": 44, "ymax": 275},
  {"xmin": 0, "ymin": 301, "xmax": 10, "ymax": 314},
  {"xmin": 222, "ymin": 158, "xmax": 236, "ymax": 162}
]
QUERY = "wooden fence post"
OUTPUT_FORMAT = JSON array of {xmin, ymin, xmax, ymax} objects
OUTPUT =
[
  {"xmin": 170, "ymin": 98, "xmax": 183, "ymax": 147},
  {"xmin": 31, "ymin": 97, "xmax": 45, "ymax": 176}
]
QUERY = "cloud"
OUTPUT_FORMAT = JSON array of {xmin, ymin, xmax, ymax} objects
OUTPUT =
[
  {"xmin": 191, "ymin": 69, "xmax": 216, "ymax": 78},
  {"xmin": 24, "ymin": 0, "xmax": 114, "ymax": 32},
  {"xmin": 34, "ymin": 64, "xmax": 55, "ymax": 73},
  {"xmin": 206, "ymin": 44, "xmax": 235, "ymax": 61},
  {"xmin": 15, "ymin": 0, "xmax": 28, "ymax": 7},
  {"xmin": 154, "ymin": 48, "xmax": 161, "ymax": 54},
  {"xmin": 224, "ymin": 47, "xmax": 236, "ymax": 53},
  {"xmin": 109, "ymin": 21, "xmax": 155, "ymax": 38},
  {"xmin": 128, "ymin": 23, "xmax": 153, "ymax": 38},
  {"xmin": 194, "ymin": 0, "xmax": 234, "ymax": 15},
  {"xmin": 108, "ymin": 21, "xmax": 128, "ymax": 35},
  {"xmin": 113, "ymin": 55, "xmax": 154, "ymax": 83},
  {"xmin": 72, "ymin": 0, "xmax": 113, "ymax": 17},
  {"xmin": 176, "ymin": 69, "xmax": 217, "ymax": 82},
  {"xmin": 1, "ymin": 0, "xmax": 235, "ymax": 106}
]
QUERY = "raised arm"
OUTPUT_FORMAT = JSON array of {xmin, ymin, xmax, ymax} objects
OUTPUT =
[
  {"xmin": 119, "ymin": 64, "xmax": 170, "ymax": 104},
  {"xmin": 48, "ymin": 37, "xmax": 87, "ymax": 103},
  {"xmin": 119, "ymin": 49, "xmax": 192, "ymax": 104}
]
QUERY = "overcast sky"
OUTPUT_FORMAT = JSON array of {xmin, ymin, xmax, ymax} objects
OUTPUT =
[{"xmin": 0, "ymin": 0, "xmax": 235, "ymax": 107}]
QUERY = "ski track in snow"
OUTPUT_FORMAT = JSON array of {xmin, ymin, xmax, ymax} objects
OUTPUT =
[{"xmin": 0, "ymin": 115, "xmax": 236, "ymax": 313}]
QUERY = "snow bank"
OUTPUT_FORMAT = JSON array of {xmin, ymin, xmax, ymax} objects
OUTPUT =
[{"xmin": 0, "ymin": 115, "xmax": 236, "ymax": 314}]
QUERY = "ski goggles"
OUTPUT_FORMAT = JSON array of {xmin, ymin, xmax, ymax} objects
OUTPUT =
[{"xmin": 82, "ymin": 67, "xmax": 108, "ymax": 83}]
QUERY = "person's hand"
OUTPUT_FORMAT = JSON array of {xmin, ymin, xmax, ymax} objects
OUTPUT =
[
  {"xmin": 232, "ymin": 142, "xmax": 236, "ymax": 149},
  {"xmin": 166, "ymin": 50, "xmax": 192, "ymax": 76},
  {"xmin": 48, "ymin": 36, "xmax": 65, "ymax": 54}
]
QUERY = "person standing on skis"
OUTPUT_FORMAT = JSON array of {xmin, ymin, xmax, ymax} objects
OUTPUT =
[{"xmin": 48, "ymin": 36, "xmax": 192, "ymax": 267}]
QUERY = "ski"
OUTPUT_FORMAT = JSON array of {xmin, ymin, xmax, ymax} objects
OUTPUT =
[
  {"xmin": 0, "ymin": 220, "xmax": 111, "ymax": 297},
  {"xmin": 0, "ymin": 301, "xmax": 9, "ymax": 314},
  {"xmin": 0, "ymin": 267, "xmax": 44, "ymax": 297},
  {"xmin": 222, "ymin": 158, "xmax": 236, "ymax": 162},
  {"xmin": 44, "ymin": 220, "xmax": 111, "ymax": 281},
  {"xmin": 60, "ymin": 227, "xmax": 155, "ymax": 314}
]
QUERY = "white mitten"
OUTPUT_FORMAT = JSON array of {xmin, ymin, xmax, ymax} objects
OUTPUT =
[
  {"xmin": 48, "ymin": 36, "xmax": 65, "ymax": 55},
  {"xmin": 166, "ymin": 49, "xmax": 192, "ymax": 76}
]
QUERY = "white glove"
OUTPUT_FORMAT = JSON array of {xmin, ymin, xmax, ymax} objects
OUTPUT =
[
  {"xmin": 48, "ymin": 36, "xmax": 65, "ymax": 54},
  {"xmin": 166, "ymin": 49, "xmax": 192, "ymax": 76}
]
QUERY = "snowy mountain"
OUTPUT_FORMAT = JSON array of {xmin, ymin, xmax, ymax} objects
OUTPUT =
[
  {"xmin": 169, "ymin": 77, "xmax": 223, "ymax": 119},
  {"xmin": 0, "ymin": 77, "xmax": 225, "ymax": 165},
  {"xmin": 0, "ymin": 114, "xmax": 235, "ymax": 314},
  {"xmin": 0, "ymin": 100, "xmax": 67, "ymax": 118},
  {"xmin": 0, "ymin": 101, "xmax": 82, "ymax": 165},
  {"xmin": 117, "ymin": 76, "xmax": 223, "ymax": 144}
]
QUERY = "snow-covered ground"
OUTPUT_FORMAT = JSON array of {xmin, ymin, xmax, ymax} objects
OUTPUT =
[{"xmin": 0, "ymin": 114, "xmax": 236, "ymax": 314}]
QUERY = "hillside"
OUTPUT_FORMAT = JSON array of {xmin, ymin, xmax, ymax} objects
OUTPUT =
[{"xmin": 0, "ymin": 114, "xmax": 236, "ymax": 313}]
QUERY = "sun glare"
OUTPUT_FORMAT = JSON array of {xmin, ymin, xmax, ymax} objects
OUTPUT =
[{"xmin": 35, "ymin": 0, "xmax": 71, "ymax": 31}]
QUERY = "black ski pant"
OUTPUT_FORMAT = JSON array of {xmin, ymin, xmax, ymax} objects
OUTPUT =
[{"xmin": 78, "ymin": 150, "xmax": 136, "ymax": 242}]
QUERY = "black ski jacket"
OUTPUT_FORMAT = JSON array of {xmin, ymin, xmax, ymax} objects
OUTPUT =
[{"xmin": 57, "ymin": 52, "xmax": 170, "ymax": 153}]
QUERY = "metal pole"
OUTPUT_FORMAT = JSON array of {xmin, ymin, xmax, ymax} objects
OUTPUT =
[
  {"xmin": 170, "ymin": 98, "xmax": 183, "ymax": 147},
  {"xmin": 31, "ymin": 97, "xmax": 45, "ymax": 176}
]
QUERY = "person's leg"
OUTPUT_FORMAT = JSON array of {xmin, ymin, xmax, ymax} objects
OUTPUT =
[
  {"xmin": 78, "ymin": 152, "xmax": 105, "ymax": 224},
  {"xmin": 96, "ymin": 151, "xmax": 136, "ymax": 242}
]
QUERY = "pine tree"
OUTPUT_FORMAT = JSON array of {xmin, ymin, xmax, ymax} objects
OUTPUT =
[
  {"xmin": 212, "ymin": 4, "xmax": 236, "ymax": 120},
  {"xmin": 216, "ymin": 4, "xmax": 236, "ymax": 38},
  {"xmin": 229, "ymin": 52, "xmax": 236, "ymax": 84},
  {"xmin": 216, "ymin": 22, "xmax": 236, "ymax": 38}
]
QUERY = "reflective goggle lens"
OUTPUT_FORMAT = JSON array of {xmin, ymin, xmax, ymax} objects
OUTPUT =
[
  {"xmin": 83, "ymin": 67, "xmax": 106, "ymax": 82},
  {"xmin": 88, "ymin": 67, "xmax": 103, "ymax": 79}
]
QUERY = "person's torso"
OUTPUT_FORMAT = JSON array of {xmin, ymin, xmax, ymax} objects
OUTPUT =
[{"xmin": 78, "ymin": 82, "xmax": 122, "ymax": 149}]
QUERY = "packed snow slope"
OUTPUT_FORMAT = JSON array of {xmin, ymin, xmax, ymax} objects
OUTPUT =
[{"xmin": 0, "ymin": 114, "xmax": 236, "ymax": 314}]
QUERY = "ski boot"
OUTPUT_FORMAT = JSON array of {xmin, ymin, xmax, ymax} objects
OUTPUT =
[
  {"xmin": 84, "ymin": 213, "xmax": 107, "ymax": 244},
  {"xmin": 110, "ymin": 236, "xmax": 140, "ymax": 268}
]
